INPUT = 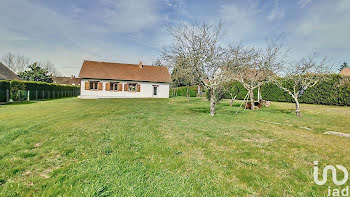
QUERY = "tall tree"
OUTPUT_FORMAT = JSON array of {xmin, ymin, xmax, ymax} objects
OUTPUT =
[
  {"xmin": 38, "ymin": 60, "xmax": 60, "ymax": 76},
  {"xmin": 162, "ymin": 21, "xmax": 229, "ymax": 116},
  {"xmin": 18, "ymin": 62, "xmax": 53, "ymax": 83},
  {"xmin": 1, "ymin": 52, "xmax": 30, "ymax": 74},
  {"xmin": 170, "ymin": 56, "xmax": 196, "ymax": 99},
  {"xmin": 152, "ymin": 58, "xmax": 164, "ymax": 67},
  {"xmin": 273, "ymin": 53, "xmax": 330, "ymax": 116}
]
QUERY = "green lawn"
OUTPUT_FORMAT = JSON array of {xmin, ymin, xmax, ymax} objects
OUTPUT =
[{"xmin": 0, "ymin": 97, "xmax": 349, "ymax": 196}]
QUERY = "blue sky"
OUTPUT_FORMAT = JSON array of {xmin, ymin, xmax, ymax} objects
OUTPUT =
[{"xmin": 0, "ymin": 0, "xmax": 349, "ymax": 76}]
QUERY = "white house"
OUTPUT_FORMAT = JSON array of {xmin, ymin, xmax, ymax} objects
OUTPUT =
[{"xmin": 78, "ymin": 60, "xmax": 171, "ymax": 99}]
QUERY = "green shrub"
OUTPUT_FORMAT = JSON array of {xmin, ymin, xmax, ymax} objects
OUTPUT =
[{"xmin": 0, "ymin": 80, "xmax": 10, "ymax": 102}]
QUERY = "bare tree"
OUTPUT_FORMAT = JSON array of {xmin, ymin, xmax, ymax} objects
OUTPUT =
[
  {"xmin": 273, "ymin": 53, "xmax": 330, "ymax": 116},
  {"xmin": 222, "ymin": 81, "xmax": 241, "ymax": 107},
  {"xmin": 152, "ymin": 58, "xmax": 164, "ymax": 67},
  {"xmin": 38, "ymin": 60, "xmax": 60, "ymax": 76},
  {"xmin": 162, "ymin": 21, "xmax": 230, "ymax": 116},
  {"xmin": 227, "ymin": 38, "xmax": 286, "ymax": 110},
  {"xmin": 170, "ymin": 56, "xmax": 197, "ymax": 100},
  {"xmin": 1, "ymin": 52, "xmax": 30, "ymax": 74}
]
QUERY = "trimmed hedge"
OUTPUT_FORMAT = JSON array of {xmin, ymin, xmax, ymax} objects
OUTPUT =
[
  {"xmin": 0, "ymin": 80, "xmax": 80, "ymax": 102},
  {"xmin": 260, "ymin": 75, "xmax": 350, "ymax": 106},
  {"xmin": 0, "ymin": 80, "xmax": 10, "ymax": 102},
  {"xmin": 170, "ymin": 85, "xmax": 198, "ymax": 97},
  {"xmin": 171, "ymin": 75, "xmax": 350, "ymax": 106}
]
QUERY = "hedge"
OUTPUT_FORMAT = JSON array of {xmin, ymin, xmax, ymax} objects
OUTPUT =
[
  {"xmin": 10, "ymin": 80, "xmax": 80, "ymax": 101},
  {"xmin": 171, "ymin": 75, "xmax": 350, "ymax": 106},
  {"xmin": 0, "ymin": 80, "xmax": 10, "ymax": 102},
  {"xmin": 170, "ymin": 85, "xmax": 198, "ymax": 97},
  {"xmin": 0, "ymin": 80, "xmax": 80, "ymax": 102},
  {"xmin": 260, "ymin": 75, "xmax": 350, "ymax": 106}
]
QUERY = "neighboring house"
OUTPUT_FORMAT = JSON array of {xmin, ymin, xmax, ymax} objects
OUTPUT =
[
  {"xmin": 0, "ymin": 62, "xmax": 21, "ymax": 80},
  {"xmin": 53, "ymin": 76, "xmax": 81, "ymax": 86},
  {"xmin": 78, "ymin": 60, "xmax": 171, "ymax": 99},
  {"xmin": 340, "ymin": 68, "xmax": 350, "ymax": 76}
]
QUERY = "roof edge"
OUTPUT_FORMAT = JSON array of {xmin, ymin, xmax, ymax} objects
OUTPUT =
[{"xmin": 80, "ymin": 77, "xmax": 170, "ymax": 83}]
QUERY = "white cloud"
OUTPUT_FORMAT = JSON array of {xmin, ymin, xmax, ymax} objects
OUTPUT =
[
  {"xmin": 0, "ymin": 0, "xmax": 168, "ymax": 76},
  {"xmin": 268, "ymin": 0, "xmax": 285, "ymax": 21},
  {"xmin": 297, "ymin": 0, "xmax": 312, "ymax": 8},
  {"xmin": 288, "ymin": 0, "xmax": 350, "ymax": 63},
  {"xmin": 102, "ymin": 0, "xmax": 161, "ymax": 33},
  {"xmin": 219, "ymin": 2, "xmax": 259, "ymax": 40}
]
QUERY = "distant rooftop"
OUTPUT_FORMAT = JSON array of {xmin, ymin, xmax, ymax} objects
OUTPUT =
[
  {"xmin": 0, "ymin": 62, "xmax": 20, "ymax": 80},
  {"xmin": 340, "ymin": 67, "xmax": 350, "ymax": 76}
]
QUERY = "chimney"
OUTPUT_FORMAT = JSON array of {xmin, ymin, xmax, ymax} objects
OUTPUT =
[{"xmin": 138, "ymin": 61, "xmax": 143, "ymax": 68}]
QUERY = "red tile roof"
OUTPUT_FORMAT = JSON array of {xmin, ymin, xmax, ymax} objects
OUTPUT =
[
  {"xmin": 53, "ymin": 76, "xmax": 81, "ymax": 86},
  {"xmin": 340, "ymin": 68, "xmax": 350, "ymax": 76},
  {"xmin": 78, "ymin": 60, "xmax": 171, "ymax": 83}
]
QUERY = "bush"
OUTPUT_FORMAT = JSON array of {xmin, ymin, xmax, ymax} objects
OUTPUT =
[{"xmin": 0, "ymin": 80, "xmax": 10, "ymax": 102}]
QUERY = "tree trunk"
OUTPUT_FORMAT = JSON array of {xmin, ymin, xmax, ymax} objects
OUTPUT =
[
  {"xmin": 249, "ymin": 89, "xmax": 255, "ymax": 110},
  {"xmin": 187, "ymin": 86, "xmax": 190, "ymax": 101},
  {"xmin": 197, "ymin": 85, "xmax": 200, "ymax": 97},
  {"xmin": 210, "ymin": 88, "xmax": 216, "ymax": 116},
  {"xmin": 230, "ymin": 94, "xmax": 236, "ymax": 107},
  {"xmin": 295, "ymin": 98, "xmax": 301, "ymax": 117}
]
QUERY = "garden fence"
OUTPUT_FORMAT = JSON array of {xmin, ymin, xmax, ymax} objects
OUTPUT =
[{"xmin": 0, "ymin": 89, "xmax": 80, "ymax": 104}]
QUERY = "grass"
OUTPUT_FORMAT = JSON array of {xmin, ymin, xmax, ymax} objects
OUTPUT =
[{"xmin": 0, "ymin": 97, "xmax": 349, "ymax": 196}]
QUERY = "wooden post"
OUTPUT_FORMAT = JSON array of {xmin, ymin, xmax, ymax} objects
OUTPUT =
[
  {"xmin": 258, "ymin": 86, "xmax": 262, "ymax": 101},
  {"xmin": 27, "ymin": 90, "xmax": 30, "ymax": 101},
  {"xmin": 197, "ymin": 85, "xmax": 200, "ymax": 97},
  {"xmin": 6, "ymin": 89, "xmax": 9, "ymax": 103}
]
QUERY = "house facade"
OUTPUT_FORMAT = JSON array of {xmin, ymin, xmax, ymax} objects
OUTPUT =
[{"xmin": 78, "ymin": 60, "xmax": 171, "ymax": 99}]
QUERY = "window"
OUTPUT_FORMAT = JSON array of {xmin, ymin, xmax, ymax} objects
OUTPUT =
[
  {"xmin": 110, "ymin": 82, "xmax": 119, "ymax": 91},
  {"xmin": 89, "ymin": 81, "xmax": 99, "ymax": 90},
  {"xmin": 153, "ymin": 85, "xmax": 158, "ymax": 96},
  {"xmin": 128, "ymin": 83, "xmax": 137, "ymax": 92}
]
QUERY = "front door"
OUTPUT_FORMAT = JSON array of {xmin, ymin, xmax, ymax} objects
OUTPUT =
[{"xmin": 153, "ymin": 86, "xmax": 158, "ymax": 97}]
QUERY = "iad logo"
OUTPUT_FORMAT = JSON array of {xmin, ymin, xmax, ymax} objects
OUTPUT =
[
  {"xmin": 314, "ymin": 161, "xmax": 349, "ymax": 185},
  {"xmin": 314, "ymin": 161, "xmax": 349, "ymax": 196}
]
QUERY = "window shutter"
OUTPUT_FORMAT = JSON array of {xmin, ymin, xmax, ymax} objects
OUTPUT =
[
  {"xmin": 85, "ymin": 82, "xmax": 90, "ymax": 90},
  {"xmin": 106, "ymin": 82, "xmax": 110, "ymax": 91},
  {"xmin": 124, "ymin": 84, "xmax": 128, "ymax": 92},
  {"xmin": 118, "ymin": 83, "xmax": 123, "ymax": 91},
  {"xmin": 98, "ymin": 82, "xmax": 103, "ymax": 90},
  {"xmin": 137, "ymin": 84, "xmax": 141, "ymax": 92}
]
